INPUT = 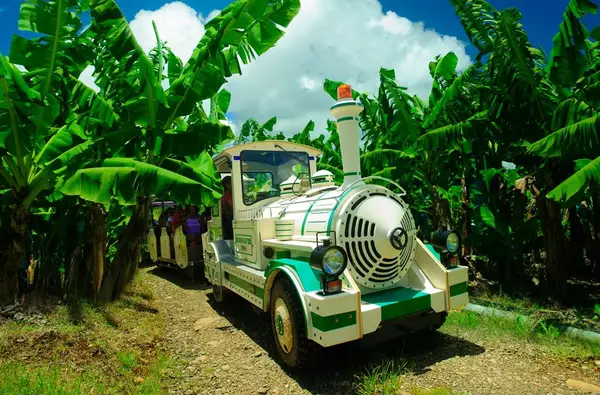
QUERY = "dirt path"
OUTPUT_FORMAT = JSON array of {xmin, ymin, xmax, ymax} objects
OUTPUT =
[{"xmin": 146, "ymin": 267, "xmax": 600, "ymax": 395}]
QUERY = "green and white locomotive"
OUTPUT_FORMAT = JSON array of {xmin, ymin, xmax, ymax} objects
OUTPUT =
[{"xmin": 199, "ymin": 84, "xmax": 469, "ymax": 369}]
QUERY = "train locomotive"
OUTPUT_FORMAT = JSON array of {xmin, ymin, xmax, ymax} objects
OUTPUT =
[{"xmin": 149, "ymin": 83, "xmax": 470, "ymax": 370}]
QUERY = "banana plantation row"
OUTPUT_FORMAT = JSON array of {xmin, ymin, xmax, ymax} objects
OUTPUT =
[
  {"xmin": 237, "ymin": 0, "xmax": 600, "ymax": 301},
  {"xmin": 0, "ymin": 0, "xmax": 599, "ymax": 307}
]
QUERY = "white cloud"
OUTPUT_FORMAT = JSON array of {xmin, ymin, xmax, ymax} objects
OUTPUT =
[
  {"xmin": 79, "ymin": 65, "xmax": 100, "ymax": 92},
  {"xmin": 224, "ymin": 0, "xmax": 472, "ymax": 136},
  {"xmin": 125, "ymin": 0, "xmax": 473, "ymax": 137},
  {"xmin": 129, "ymin": 1, "xmax": 210, "ymax": 66}
]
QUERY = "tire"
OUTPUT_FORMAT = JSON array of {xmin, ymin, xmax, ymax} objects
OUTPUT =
[
  {"xmin": 211, "ymin": 284, "xmax": 229, "ymax": 303},
  {"xmin": 184, "ymin": 265, "xmax": 195, "ymax": 281},
  {"xmin": 431, "ymin": 311, "xmax": 448, "ymax": 331},
  {"xmin": 419, "ymin": 311, "xmax": 447, "ymax": 333},
  {"xmin": 269, "ymin": 275, "xmax": 322, "ymax": 370}
]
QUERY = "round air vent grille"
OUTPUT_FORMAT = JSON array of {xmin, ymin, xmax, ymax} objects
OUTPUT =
[{"xmin": 336, "ymin": 188, "xmax": 417, "ymax": 289}]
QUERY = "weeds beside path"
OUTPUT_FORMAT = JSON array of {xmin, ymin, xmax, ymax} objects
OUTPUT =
[{"xmin": 0, "ymin": 269, "xmax": 171, "ymax": 394}]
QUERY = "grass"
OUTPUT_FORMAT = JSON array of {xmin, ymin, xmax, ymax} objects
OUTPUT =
[
  {"xmin": 469, "ymin": 286, "xmax": 600, "ymax": 332},
  {"xmin": 353, "ymin": 359, "xmax": 466, "ymax": 395},
  {"xmin": 0, "ymin": 270, "xmax": 171, "ymax": 395},
  {"xmin": 442, "ymin": 308, "xmax": 600, "ymax": 358}
]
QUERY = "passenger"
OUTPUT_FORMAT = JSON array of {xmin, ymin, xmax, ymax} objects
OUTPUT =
[
  {"xmin": 185, "ymin": 206, "xmax": 202, "ymax": 242},
  {"xmin": 172, "ymin": 206, "xmax": 186, "ymax": 229},
  {"xmin": 222, "ymin": 176, "xmax": 234, "ymax": 240},
  {"xmin": 166, "ymin": 209, "xmax": 175, "ymax": 233}
]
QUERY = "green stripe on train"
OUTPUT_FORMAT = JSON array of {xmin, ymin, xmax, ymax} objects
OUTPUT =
[
  {"xmin": 362, "ymin": 286, "xmax": 431, "ymax": 321},
  {"xmin": 311, "ymin": 310, "xmax": 357, "ymax": 332},
  {"xmin": 301, "ymin": 190, "xmax": 332, "ymax": 235},
  {"xmin": 228, "ymin": 273, "xmax": 264, "ymax": 299},
  {"xmin": 449, "ymin": 281, "xmax": 468, "ymax": 297}
]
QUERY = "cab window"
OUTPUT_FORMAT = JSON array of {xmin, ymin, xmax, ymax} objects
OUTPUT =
[{"xmin": 240, "ymin": 150, "xmax": 310, "ymax": 206}]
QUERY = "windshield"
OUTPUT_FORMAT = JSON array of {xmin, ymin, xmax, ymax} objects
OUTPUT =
[{"xmin": 240, "ymin": 150, "xmax": 310, "ymax": 205}]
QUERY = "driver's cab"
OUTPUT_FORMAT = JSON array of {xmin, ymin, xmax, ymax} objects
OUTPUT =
[{"xmin": 206, "ymin": 141, "xmax": 321, "ymax": 269}]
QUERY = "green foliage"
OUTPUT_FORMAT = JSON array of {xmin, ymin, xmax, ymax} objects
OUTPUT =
[
  {"xmin": 0, "ymin": 0, "xmax": 301, "ymax": 304},
  {"xmin": 546, "ymin": 156, "xmax": 600, "ymax": 204}
]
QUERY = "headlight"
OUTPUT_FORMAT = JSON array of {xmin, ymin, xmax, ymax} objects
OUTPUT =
[
  {"xmin": 446, "ymin": 232, "xmax": 460, "ymax": 254},
  {"xmin": 323, "ymin": 248, "xmax": 346, "ymax": 276},
  {"xmin": 310, "ymin": 244, "xmax": 347, "ymax": 278},
  {"xmin": 432, "ymin": 229, "xmax": 462, "ymax": 255}
]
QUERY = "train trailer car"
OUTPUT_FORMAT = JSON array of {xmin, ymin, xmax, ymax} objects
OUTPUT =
[
  {"xmin": 146, "ymin": 200, "xmax": 207, "ymax": 281},
  {"xmin": 201, "ymin": 84, "xmax": 469, "ymax": 369}
]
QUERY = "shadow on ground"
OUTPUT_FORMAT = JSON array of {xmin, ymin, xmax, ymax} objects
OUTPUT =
[
  {"xmin": 147, "ymin": 265, "xmax": 211, "ymax": 291},
  {"xmin": 203, "ymin": 289, "xmax": 485, "ymax": 394}
]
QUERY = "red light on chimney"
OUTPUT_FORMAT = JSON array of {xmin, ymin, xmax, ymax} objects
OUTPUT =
[{"xmin": 337, "ymin": 84, "xmax": 353, "ymax": 100}]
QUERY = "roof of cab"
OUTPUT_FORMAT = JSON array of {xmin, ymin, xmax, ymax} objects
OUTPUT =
[{"xmin": 212, "ymin": 140, "xmax": 322, "ymax": 164}]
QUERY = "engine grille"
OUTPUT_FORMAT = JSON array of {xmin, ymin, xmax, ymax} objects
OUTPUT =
[{"xmin": 337, "ymin": 189, "xmax": 417, "ymax": 289}]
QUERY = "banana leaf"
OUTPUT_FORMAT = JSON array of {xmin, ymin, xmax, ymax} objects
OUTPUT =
[{"xmin": 547, "ymin": 156, "xmax": 600, "ymax": 205}]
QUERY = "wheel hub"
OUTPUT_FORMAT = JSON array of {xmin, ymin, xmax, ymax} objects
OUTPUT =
[{"xmin": 274, "ymin": 298, "xmax": 293, "ymax": 354}]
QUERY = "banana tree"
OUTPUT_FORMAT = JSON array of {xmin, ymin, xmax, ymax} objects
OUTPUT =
[
  {"xmin": 439, "ymin": 0, "xmax": 599, "ymax": 291},
  {"xmin": 54, "ymin": 0, "xmax": 301, "ymax": 302},
  {"xmin": 525, "ymin": 1, "xmax": 600, "ymax": 280},
  {"xmin": 234, "ymin": 116, "xmax": 285, "ymax": 144},
  {"xmin": 0, "ymin": 0, "xmax": 93, "ymax": 306}
]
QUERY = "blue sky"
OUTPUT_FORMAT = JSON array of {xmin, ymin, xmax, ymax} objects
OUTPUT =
[
  {"xmin": 1, "ymin": 0, "xmax": 598, "ymax": 59},
  {"xmin": 0, "ymin": 0, "xmax": 598, "ymax": 135}
]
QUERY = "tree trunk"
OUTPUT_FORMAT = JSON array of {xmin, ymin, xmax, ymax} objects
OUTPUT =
[
  {"xmin": 537, "ymin": 195, "xmax": 568, "ymax": 293},
  {"xmin": 97, "ymin": 197, "xmax": 150, "ymax": 303},
  {"xmin": 591, "ymin": 194, "xmax": 600, "ymax": 279},
  {"xmin": 431, "ymin": 185, "xmax": 450, "ymax": 231},
  {"xmin": 0, "ymin": 205, "xmax": 29, "ymax": 307},
  {"xmin": 568, "ymin": 207, "xmax": 587, "ymax": 277},
  {"xmin": 430, "ymin": 185, "xmax": 440, "ymax": 231},
  {"xmin": 65, "ymin": 246, "xmax": 85, "ymax": 298},
  {"xmin": 90, "ymin": 204, "xmax": 107, "ymax": 302},
  {"xmin": 461, "ymin": 175, "xmax": 472, "ymax": 256}
]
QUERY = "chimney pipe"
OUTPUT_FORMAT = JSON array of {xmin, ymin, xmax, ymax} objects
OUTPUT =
[{"xmin": 330, "ymin": 84, "xmax": 364, "ymax": 189}]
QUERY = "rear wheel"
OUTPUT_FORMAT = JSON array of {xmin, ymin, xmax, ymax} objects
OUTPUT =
[
  {"xmin": 269, "ymin": 276, "xmax": 322, "ymax": 370},
  {"xmin": 211, "ymin": 284, "xmax": 230, "ymax": 303}
]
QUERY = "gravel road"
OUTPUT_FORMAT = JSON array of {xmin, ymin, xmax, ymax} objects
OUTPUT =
[{"xmin": 146, "ymin": 266, "xmax": 600, "ymax": 395}]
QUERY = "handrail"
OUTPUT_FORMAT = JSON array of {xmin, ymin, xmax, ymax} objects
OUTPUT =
[{"xmin": 343, "ymin": 175, "xmax": 407, "ymax": 196}]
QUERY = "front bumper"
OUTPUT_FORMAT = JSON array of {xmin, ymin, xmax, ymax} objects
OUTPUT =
[{"xmin": 302, "ymin": 265, "xmax": 469, "ymax": 348}]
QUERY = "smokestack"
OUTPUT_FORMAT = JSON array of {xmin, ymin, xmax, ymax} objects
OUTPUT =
[{"xmin": 330, "ymin": 84, "xmax": 364, "ymax": 188}]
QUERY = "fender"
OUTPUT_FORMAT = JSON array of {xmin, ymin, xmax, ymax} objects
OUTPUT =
[
  {"xmin": 263, "ymin": 257, "xmax": 322, "ymax": 334},
  {"xmin": 205, "ymin": 239, "xmax": 235, "ymax": 286}
]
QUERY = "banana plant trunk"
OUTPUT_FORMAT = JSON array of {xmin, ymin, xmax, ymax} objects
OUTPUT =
[
  {"xmin": 592, "ymin": 194, "xmax": 600, "ymax": 279},
  {"xmin": 0, "ymin": 205, "xmax": 29, "ymax": 306},
  {"xmin": 90, "ymin": 203, "xmax": 106, "ymax": 301},
  {"xmin": 568, "ymin": 207, "xmax": 587, "ymax": 277},
  {"xmin": 461, "ymin": 175, "xmax": 472, "ymax": 256},
  {"xmin": 431, "ymin": 185, "xmax": 450, "ymax": 231},
  {"xmin": 97, "ymin": 197, "xmax": 150, "ymax": 303},
  {"xmin": 537, "ymin": 195, "xmax": 568, "ymax": 293}
]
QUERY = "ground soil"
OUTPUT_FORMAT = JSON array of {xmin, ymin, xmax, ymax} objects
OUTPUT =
[{"xmin": 147, "ymin": 266, "xmax": 600, "ymax": 395}]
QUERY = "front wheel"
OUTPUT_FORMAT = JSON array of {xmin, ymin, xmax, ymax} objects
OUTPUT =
[
  {"xmin": 269, "ymin": 276, "xmax": 322, "ymax": 370},
  {"xmin": 431, "ymin": 311, "xmax": 448, "ymax": 331}
]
